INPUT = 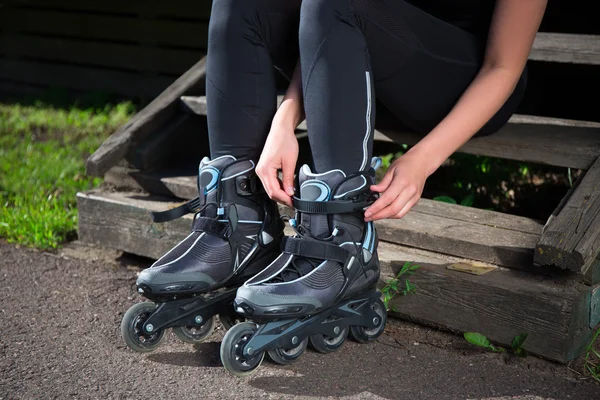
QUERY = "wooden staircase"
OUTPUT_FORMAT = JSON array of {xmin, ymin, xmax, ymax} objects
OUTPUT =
[{"xmin": 78, "ymin": 31, "xmax": 600, "ymax": 363}]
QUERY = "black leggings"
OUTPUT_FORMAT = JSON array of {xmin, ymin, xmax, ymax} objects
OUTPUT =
[{"xmin": 206, "ymin": 0, "xmax": 527, "ymax": 174}]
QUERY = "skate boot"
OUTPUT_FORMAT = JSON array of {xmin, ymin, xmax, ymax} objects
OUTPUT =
[
  {"xmin": 120, "ymin": 155, "xmax": 284, "ymax": 353},
  {"xmin": 219, "ymin": 158, "xmax": 386, "ymax": 376}
]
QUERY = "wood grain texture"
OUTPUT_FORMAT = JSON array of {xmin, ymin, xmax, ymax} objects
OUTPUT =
[
  {"xmin": 100, "ymin": 168, "xmax": 544, "ymax": 271},
  {"xmin": 11, "ymin": 0, "xmax": 213, "ymax": 20},
  {"xmin": 0, "ymin": 34, "xmax": 203, "ymax": 76},
  {"xmin": 182, "ymin": 96, "xmax": 600, "ymax": 170},
  {"xmin": 0, "ymin": 8, "xmax": 209, "ymax": 48},
  {"xmin": 379, "ymin": 115, "xmax": 600, "ymax": 170},
  {"xmin": 530, "ymin": 33, "xmax": 600, "ymax": 65},
  {"xmin": 388, "ymin": 260, "xmax": 595, "ymax": 363},
  {"xmin": 76, "ymin": 188, "xmax": 594, "ymax": 363},
  {"xmin": 85, "ymin": 57, "xmax": 207, "ymax": 177},
  {"xmin": 535, "ymin": 156, "xmax": 600, "ymax": 276}
]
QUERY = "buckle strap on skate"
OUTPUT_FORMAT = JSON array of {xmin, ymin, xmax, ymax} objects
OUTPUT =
[
  {"xmin": 192, "ymin": 217, "xmax": 230, "ymax": 237},
  {"xmin": 292, "ymin": 195, "xmax": 373, "ymax": 215},
  {"xmin": 150, "ymin": 197, "xmax": 202, "ymax": 223},
  {"xmin": 282, "ymin": 237, "xmax": 349, "ymax": 264}
]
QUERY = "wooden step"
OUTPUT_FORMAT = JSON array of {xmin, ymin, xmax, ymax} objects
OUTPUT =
[
  {"xmin": 529, "ymin": 32, "xmax": 600, "ymax": 65},
  {"xmin": 76, "ymin": 188, "xmax": 599, "ymax": 363},
  {"xmin": 104, "ymin": 167, "xmax": 549, "ymax": 274},
  {"xmin": 181, "ymin": 95, "xmax": 600, "ymax": 170},
  {"xmin": 535, "ymin": 156, "xmax": 600, "ymax": 279}
]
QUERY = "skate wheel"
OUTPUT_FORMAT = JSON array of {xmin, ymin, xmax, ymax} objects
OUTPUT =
[
  {"xmin": 267, "ymin": 337, "xmax": 308, "ymax": 365},
  {"xmin": 220, "ymin": 322, "xmax": 265, "ymax": 377},
  {"xmin": 349, "ymin": 298, "xmax": 387, "ymax": 344},
  {"xmin": 309, "ymin": 326, "xmax": 348, "ymax": 354},
  {"xmin": 121, "ymin": 302, "xmax": 166, "ymax": 353},
  {"xmin": 172, "ymin": 316, "xmax": 215, "ymax": 344},
  {"xmin": 218, "ymin": 309, "xmax": 244, "ymax": 331}
]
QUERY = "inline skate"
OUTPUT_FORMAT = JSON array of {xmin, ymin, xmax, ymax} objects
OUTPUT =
[
  {"xmin": 120, "ymin": 156, "xmax": 284, "ymax": 352},
  {"xmin": 220, "ymin": 158, "xmax": 386, "ymax": 376}
]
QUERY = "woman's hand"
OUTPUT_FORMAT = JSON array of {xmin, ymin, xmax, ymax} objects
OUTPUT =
[
  {"xmin": 256, "ymin": 123, "xmax": 298, "ymax": 208},
  {"xmin": 364, "ymin": 152, "xmax": 428, "ymax": 222}
]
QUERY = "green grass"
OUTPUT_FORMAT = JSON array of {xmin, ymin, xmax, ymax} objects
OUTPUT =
[{"xmin": 0, "ymin": 101, "xmax": 136, "ymax": 250}]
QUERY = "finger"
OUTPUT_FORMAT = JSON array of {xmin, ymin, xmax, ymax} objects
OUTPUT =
[
  {"xmin": 367, "ymin": 187, "xmax": 415, "ymax": 221},
  {"xmin": 364, "ymin": 182, "xmax": 404, "ymax": 220},
  {"xmin": 257, "ymin": 166, "xmax": 279, "ymax": 199},
  {"xmin": 393, "ymin": 195, "xmax": 420, "ymax": 219},
  {"xmin": 370, "ymin": 169, "xmax": 394, "ymax": 192},
  {"xmin": 281, "ymin": 159, "xmax": 296, "ymax": 196},
  {"xmin": 271, "ymin": 190, "xmax": 294, "ymax": 208}
]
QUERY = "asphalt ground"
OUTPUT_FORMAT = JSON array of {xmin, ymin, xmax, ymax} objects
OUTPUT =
[{"xmin": 0, "ymin": 241, "xmax": 598, "ymax": 400}]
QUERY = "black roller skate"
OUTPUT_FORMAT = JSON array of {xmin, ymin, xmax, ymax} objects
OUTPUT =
[
  {"xmin": 219, "ymin": 158, "xmax": 386, "ymax": 376},
  {"xmin": 120, "ymin": 156, "xmax": 284, "ymax": 353}
]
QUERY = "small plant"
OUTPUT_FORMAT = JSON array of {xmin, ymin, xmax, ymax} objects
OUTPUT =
[
  {"xmin": 584, "ymin": 328, "xmax": 600, "ymax": 383},
  {"xmin": 381, "ymin": 261, "xmax": 420, "ymax": 311},
  {"xmin": 433, "ymin": 192, "xmax": 474, "ymax": 207},
  {"xmin": 464, "ymin": 332, "xmax": 528, "ymax": 357}
]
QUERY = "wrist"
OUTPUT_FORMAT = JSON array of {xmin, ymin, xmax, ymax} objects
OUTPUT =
[{"xmin": 403, "ymin": 145, "xmax": 442, "ymax": 178}]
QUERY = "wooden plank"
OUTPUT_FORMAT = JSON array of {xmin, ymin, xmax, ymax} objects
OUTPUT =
[
  {"xmin": 387, "ymin": 259, "xmax": 596, "ymax": 363},
  {"xmin": 100, "ymin": 167, "xmax": 544, "ymax": 271},
  {"xmin": 0, "ymin": 34, "xmax": 203, "ymax": 75},
  {"xmin": 12, "ymin": 0, "xmax": 213, "ymax": 20},
  {"xmin": 535, "ymin": 156, "xmax": 600, "ymax": 276},
  {"xmin": 85, "ymin": 56, "xmax": 207, "ymax": 177},
  {"xmin": 0, "ymin": 8, "xmax": 209, "ymax": 48},
  {"xmin": 530, "ymin": 33, "xmax": 600, "ymax": 65},
  {"xmin": 76, "ymin": 188, "xmax": 594, "ymax": 362},
  {"xmin": 375, "ymin": 211, "xmax": 540, "ymax": 272},
  {"xmin": 0, "ymin": 59, "xmax": 175, "ymax": 98},
  {"xmin": 180, "ymin": 95, "xmax": 600, "ymax": 170},
  {"xmin": 379, "ymin": 115, "xmax": 600, "ymax": 171},
  {"xmin": 77, "ymin": 190, "xmax": 193, "ymax": 260}
]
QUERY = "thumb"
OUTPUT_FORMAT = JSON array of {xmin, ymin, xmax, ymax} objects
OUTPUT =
[
  {"xmin": 371, "ymin": 169, "xmax": 394, "ymax": 192},
  {"xmin": 282, "ymin": 159, "xmax": 296, "ymax": 196}
]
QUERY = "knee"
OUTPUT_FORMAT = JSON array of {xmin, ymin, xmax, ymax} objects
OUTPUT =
[
  {"xmin": 299, "ymin": 0, "xmax": 352, "ymax": 37},
  {"xmin": 209, "ymin": 0, "xmax": 265, "ymax": 37}
]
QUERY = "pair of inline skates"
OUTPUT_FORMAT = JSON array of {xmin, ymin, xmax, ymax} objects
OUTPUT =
[{"xmin": 120, "ymin": 155, "xmax": 387, "ymax": 376}]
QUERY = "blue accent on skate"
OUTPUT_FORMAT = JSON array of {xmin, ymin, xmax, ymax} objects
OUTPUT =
[
  {"xmin": 363, "ymin": 222, "xmax": 374, "ymax": 251},
  {"xmin": 200, "ymin": 166, "xmax": 220, "ymax": 195},
  {"xmin": 300, "ymin": 180, "xmax": 330, "ymax": 201}
]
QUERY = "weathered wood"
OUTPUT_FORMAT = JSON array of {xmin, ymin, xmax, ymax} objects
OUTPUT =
[
  {"xmin": 12, "ymin": 0, "xmax": 213, "ymax": 20},
  {"xmin": 379, "ymin": 115, "xmax": 600, "ymax": 170},
  {"xmin": 77, "ymin": 191, "xmax": 194, "ymax": 260},
  {"xmin": 535, "ymin": 156, "xmax": 600, "ymax": 276},
  {"xmin": 388, "ymin": 259, "xmax": 596, "ymax": 363},
  {"xmin": 0, "ymin": 8, "xmax": 209, "ymax": 49},
  {"xmin": 0, "ymin": 59, "xmax": 175, "ymax": 98},
  {"xmin": 76, "ymin": 188, "xmax": 595, "ymax": 362},
  {"xmin": 100, "ymin": 167, "xmax": 544, "ymax": 272},
  {"xmin": 85, "ymin": 57, "xmax": 207, "ymax": 177},
  {"xmin": 182, "ymin": 96, "xmax": 600, "ymax": 170},
  {"xmin": 530, "ymin": 33, "xmax": 600, "ymax": 65},
  {"xmin": 0, "ymin": 34, "xmax": 203, "ymax": 76},
  {"xmin": 375, "ymin": 211, "xmax": 541, "ymax": 272}
]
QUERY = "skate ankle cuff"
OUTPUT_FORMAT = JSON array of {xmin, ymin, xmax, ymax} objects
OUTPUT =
[
  {"xmin": 282, "ymin": 237, "xmax": 349, "ymax": 264},
  {"xmin": 150, "ymin": 197, "xmax": 202, "ymax": 223},
  {"xmin": 292, "ymin": 194, "xmax": 374, "ymax": 215}
]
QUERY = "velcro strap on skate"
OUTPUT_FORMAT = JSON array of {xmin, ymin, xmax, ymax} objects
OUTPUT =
[
  {"xmin": 292, "ymin": 196, "xmax": 373, "ymax": 215},
  {"xmin": 282, "ymin": 237, "xmax": 349, "ymax": 264},
  {"xmin": 192, "ymin": 217, "xmax": 230, "ymax": 237},
  {"xmin": 150, "ymin": 197, "xmax": 203, "ymax": 223}
]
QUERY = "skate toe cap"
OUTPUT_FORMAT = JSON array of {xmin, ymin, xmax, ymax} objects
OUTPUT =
[
  {"xmin": 236, "ymin": 284, "xmax": 322, "ymax": 310},
  {"xmin": 136, "ymin": 266, "xmax": 216, "ymax": 289}
]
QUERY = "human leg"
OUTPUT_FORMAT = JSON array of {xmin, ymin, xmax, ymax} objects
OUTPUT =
[{"xmin": 206, "ymin": 0, "xmax": 302, "ymax": 159}]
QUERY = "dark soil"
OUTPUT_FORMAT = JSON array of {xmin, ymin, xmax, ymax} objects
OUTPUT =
[{"xmin": 0, "ymin": 240, "xmax": 598, "ymax": 400}]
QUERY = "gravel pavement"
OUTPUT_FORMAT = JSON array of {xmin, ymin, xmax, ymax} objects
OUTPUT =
[{"xmin": 0, "ymin": 241, "xmax": 598, "ymax": 400}]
